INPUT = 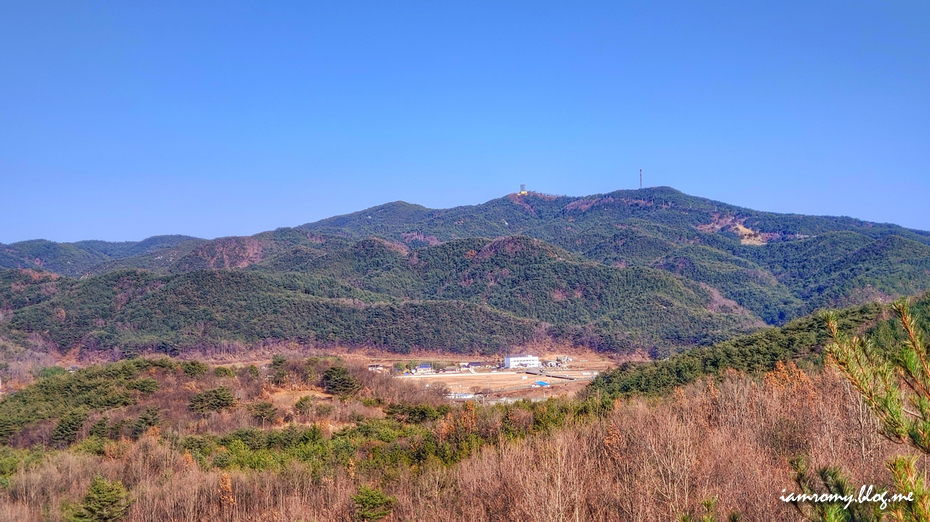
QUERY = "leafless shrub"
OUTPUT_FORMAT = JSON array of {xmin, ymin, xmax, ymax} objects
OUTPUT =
[{"xmin": 0, "ymin": 365, "xmax": 910, "ymax": 521}]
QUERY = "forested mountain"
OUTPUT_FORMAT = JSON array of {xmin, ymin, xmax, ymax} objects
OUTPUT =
[
  {"xmin": 0, "ymin": 235, "xmax": 205, "ymax": 276},
  {"xmin": 2, "ymin": 187, "xmax": 929, "ymax": 359}
]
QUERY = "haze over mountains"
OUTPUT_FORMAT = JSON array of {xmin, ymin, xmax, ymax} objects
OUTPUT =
[{"xmin": 3, "ymin": 187, "xmax": 930, "ymax": 358}]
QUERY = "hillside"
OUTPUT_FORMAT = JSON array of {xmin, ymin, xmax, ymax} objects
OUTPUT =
[
  {"xmin": 0, "ymin": 235, "xmax": 204, "ymax": 277},
  {"xmin": 0, "ymin": 269, "xmax": 538, "ymax": 357},
  {"xmin": 587, "ymin": 299, "xmax": 888, "ymax": 398},
  {"xmin": 2, "ymin": 187, "xmax": 930, "ymax": 360},
  {"xmin": 0, "ymin": 248, "xmax": 757, "ymax": 360},
  {"xmin": 0, "ymin": 301, "xmax": 912, "ymax": 521}
]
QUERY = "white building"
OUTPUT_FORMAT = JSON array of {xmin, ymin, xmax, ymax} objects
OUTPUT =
[{"xmin": 504, "ymin": 355, "xmax": 540, "ymax": 369}]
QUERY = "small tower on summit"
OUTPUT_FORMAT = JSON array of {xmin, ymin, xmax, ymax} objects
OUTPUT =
[{"xmin": 519, "ymin": 184, "xmax": 528, "ymax": 195}]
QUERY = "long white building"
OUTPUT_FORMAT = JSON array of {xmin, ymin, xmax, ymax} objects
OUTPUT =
[{"xmin": 504, "ymin": 355, "xmax": 540, "ymax": 369}]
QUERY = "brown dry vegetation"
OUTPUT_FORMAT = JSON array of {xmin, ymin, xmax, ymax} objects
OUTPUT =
[{"xmin": 0, "ymin": 362, "xmax": 914, "ymax": 522}]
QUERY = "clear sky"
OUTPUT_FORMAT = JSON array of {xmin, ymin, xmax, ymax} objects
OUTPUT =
[{"xmin": 2, "ymin": 1, "xmax": 928, "ymax": 243}]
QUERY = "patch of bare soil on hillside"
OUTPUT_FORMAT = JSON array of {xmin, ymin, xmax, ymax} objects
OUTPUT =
[{"xmin": 696, "ymin": 214, "xmax": 781, "ymax": 245}]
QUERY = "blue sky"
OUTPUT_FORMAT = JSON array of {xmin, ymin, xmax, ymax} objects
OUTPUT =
[{"xmin": 1, "ymin": 1, "xmax": 928, "ymax": 243}]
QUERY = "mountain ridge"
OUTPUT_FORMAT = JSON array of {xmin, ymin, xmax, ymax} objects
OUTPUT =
[
  {"xmin": 5, "ymin": 187, "xmax": 929, "ymax": 278},
  {"xmin": 2, "ymin": 186, "xmax": 930, "ymax": 360}
]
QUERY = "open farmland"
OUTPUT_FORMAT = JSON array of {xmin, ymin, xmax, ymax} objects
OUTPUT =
[{"xmin": 393, "ymin": 351, "xmax": 615, "ymax": 400}]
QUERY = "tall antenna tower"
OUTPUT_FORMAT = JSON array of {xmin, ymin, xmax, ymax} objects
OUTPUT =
[{"xmin": 639, "ymin": 169, "xmax": 642, "ymax": 189}]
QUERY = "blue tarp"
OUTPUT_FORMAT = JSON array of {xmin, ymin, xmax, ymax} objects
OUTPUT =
[{"xmin": 535, "ymin": 381, "xmax": 550, "ymax": 386}]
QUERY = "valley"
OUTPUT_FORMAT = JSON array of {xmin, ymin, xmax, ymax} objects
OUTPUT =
[{"xmin": 2, "ymin": 187, "xmax": 930, "ymax": 521}]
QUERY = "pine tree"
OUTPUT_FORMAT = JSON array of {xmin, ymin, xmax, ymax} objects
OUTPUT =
[
  {"xmin": 788, "ymin": 457, "xmax": 882, "ymax": 522},
  {"xmin": 51, "ymin": 410, "xmax": 88, "ymax": 448},
  {"xmin": 69, "ymin": 475, "xmax": 132, "ymax": 522},
  {"xmin": 322, "ymin": 366, "xmax": 360, "ymax": 396},
  {"xmin": 351, "ymin": 485, "xmax": 395, "ymax": 521},
  {"xmin": 677, "ymin": 496, "xmax": 742, "ymax": 522},
  {"xmin": 130, "ymin": 406, "xmax": 160, "ymax": 439},
  {"xmin": 249, "ymin": 402, "xmax": 277, "ymax": 428},
  {"xmin": 825, "ymin": 300, "xmax": 930, "ymax": 521},
  {"xmin": 189, "ymin": 387, "xmax": 236, "ymax": 415}
]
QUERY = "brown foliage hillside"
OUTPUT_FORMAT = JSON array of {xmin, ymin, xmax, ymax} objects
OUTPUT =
[{"xmin": 0, "ymin": 364, "xmax": 910, "ymax": 521}]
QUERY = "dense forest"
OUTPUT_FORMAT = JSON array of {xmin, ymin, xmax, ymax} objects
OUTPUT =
[{"xmin": 2, "ymin": 187, "xmax": 930, "ymax": 360}]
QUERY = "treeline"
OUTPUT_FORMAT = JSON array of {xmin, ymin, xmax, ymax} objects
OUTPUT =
[{"xmin": 588, "ymin": 301, "xmax": 885, "ymax": 398}]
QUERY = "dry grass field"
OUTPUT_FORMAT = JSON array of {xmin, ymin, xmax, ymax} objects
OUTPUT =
[{"xmin": 391, "ymin": 351, "xmax": 615, "ymax": 400}]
